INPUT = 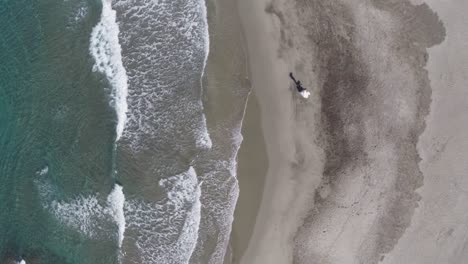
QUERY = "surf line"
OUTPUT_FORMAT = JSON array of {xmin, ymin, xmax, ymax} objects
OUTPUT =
[{"xmin": 90, "ymin": 0, "xmax": 128, "ymax": 249}]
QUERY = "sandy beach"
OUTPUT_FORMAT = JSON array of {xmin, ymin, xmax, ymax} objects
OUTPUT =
[{"xmin": 227, "ymin": 0, "xmax": 468, "ymax": 263}]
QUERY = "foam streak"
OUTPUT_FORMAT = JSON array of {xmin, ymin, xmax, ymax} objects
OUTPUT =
[
  {"xmin": 124, "ymin": 167, "xmax": 202, "ymax": 264},
  {"xmin": 107, "ymin": 183, "xmax": 126, "ymax": 248},
  {"xmin": 90, "ymin": 0, "xmax": 128, "ymax": 141}
]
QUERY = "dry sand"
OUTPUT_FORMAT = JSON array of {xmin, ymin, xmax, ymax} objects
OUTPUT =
[
  {"xmin": 234, "ymin": 0, "xmax": 325, "ymax": 263},
  {"xmin": 229, "ymin": 0, "xmax": 468, "ymax": 263},
  {"xmin": 382, "ymin": 1, "xmax": 468, "ymax": 263}
]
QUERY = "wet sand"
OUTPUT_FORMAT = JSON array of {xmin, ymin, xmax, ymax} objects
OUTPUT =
[
  {"xmin": 230, "ymin": 92, "xmax": 268, "ymax": 264},
  {"xmin": 234, "ymin": 0, "xmax": 325, "ymax": 263},
  {"xmin": 229, "ymin": 0, "xmax": 468, "ymax": 263},
  {"xmin": 192, "ymin": 0, "xmax": 251, "ymax": 263}
]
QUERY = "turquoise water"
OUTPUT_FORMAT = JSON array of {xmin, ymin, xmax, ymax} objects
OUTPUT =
[
  {"xmin": 0, "ymin": 0, "xmax": 120, "ymax": 262},
  {"xmin": 0, "ymin": 0, "xmax": 245, "ymax": 263}
]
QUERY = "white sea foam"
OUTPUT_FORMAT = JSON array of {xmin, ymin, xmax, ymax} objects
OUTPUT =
[
  {"xmin": 90, "ymin": 0, "xmax": 128, "ymax": 141},
  {"xmin": 16, "ymin": 259, "xmax": 26, "ymax": 264},
  {"xmin": 193, "ymin": 126, "xmax": 243, "ymax": 263},
  {"xmin": 200, "ymin": 0, "xmax": 210, "ymax": 88},
  {"xmin": 35, "ymin": 176, "xmax": 103, "ymax": 237},
  {"xmin": 36, "ymin": 166, "xmax": 202, "ymax": 260},
  {"xmin": 36, "ymin": 178, "xmax": 126, "ymax": 247},
  {"xmin": 66, "ymin": 1, "xmax": 88, "ymax": 27},
  {"xmin": 198, "ymin": 0, "xmax": 212, "ymax": 151},
  {"xmin": 106, "ymin": 183, "xmax": 126, "ymax": 248},
  {"xmin": 73, "ymin": 5, "xmax": 88, "ymax": 24},
  {"xmin": 37, "ymin": 166, "xmax": 48, "ymax": 176},
  {"xmin": 109, "ymin": 0, "xmax": 218, "ymax": 262},
  {"xmin": 112, "ymin": 0, "xmax": 212, "ymax": 152},
  {"xmin": 196, "ymin": 114, "xmax": 212, "ymax": 150},
  {"xmin": 124, "ymin": 167, "xmax": 201, "ymax": 264},
  {"xmin": 48, "ymin": 195, "xmax": 104, "ymax": 238}
]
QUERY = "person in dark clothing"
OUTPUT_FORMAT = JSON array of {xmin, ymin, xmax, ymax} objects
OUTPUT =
[
  {"xmin": 289, "ymin": 72, "xmax": 306, "ymax": 92},
  {"xmin": 289, "ymin": 72, "xmax": 311, "ymax": 98}
]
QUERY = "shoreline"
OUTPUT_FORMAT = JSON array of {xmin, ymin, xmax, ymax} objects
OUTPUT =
[
  {"xmin": 195, "ymin": 0, "xmax": 251, "ymax": 262},
  {"xmin": 230, "ymin": 89, "xmax": 268, "ymax": 264}
]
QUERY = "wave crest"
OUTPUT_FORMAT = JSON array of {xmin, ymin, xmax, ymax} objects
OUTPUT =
[{"xmin": 90, "ymin": 0, "xmax": 129, "ymax": 141}]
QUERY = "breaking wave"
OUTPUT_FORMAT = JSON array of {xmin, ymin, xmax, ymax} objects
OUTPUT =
[
  {"xmin": 47, "ymin": 194, "xmax": 105, "ymax": 238},
  {"xmin": 107, "ymin": 183, "xmax": 126, "ymax": 248},
  {"xmin": 124, "ymin": 167, "xmax": 202, "ymax": 263},
  {"xmin": 88, "ymin": 0, "xmax": 129, "ymax": 250},
  {"xmin": 90, "ymin": 0, "xmax": 128, "ymax": 141},
  {"xmin": 113, "ymin": 0, "xmax": 212, "ymax": 152},
  {"xmin": 36, "ymin": 178, "xmax": 126, "ymax": 247}
]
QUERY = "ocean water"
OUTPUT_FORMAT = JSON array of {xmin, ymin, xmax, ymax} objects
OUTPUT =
[
  {"xmin": 0, "ymin": 0, "xmax": 119, "ymax": 263},
  {"xmin": 0, "ymin": 0, "xmax": 244, "ymax": 263}
]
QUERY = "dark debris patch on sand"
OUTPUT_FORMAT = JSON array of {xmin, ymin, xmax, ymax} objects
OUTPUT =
[
  {"xmin": 264, "ymin": 0, "xmax": 446, "ymax": 263},
  {"xmin": 358, "ymin": 1, "xmax": 446, "ymax": 262}
]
